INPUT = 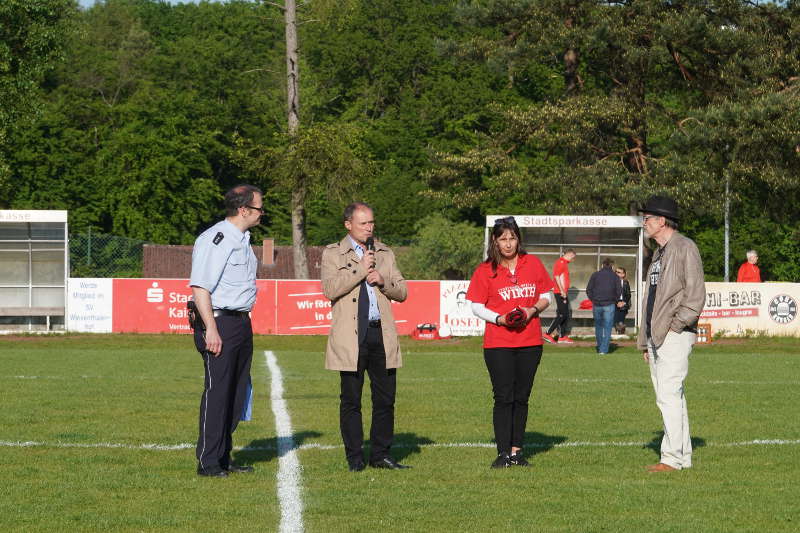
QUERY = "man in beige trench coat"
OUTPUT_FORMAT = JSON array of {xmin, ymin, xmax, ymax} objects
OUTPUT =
[{"xmin": 321, "ymin": 202, "xmax": 409, "ymax": 472}]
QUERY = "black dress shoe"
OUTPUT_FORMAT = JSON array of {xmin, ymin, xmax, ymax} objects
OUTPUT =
[
  {"xmin": 369, "ymin": 457, "xmax": 411, "ymax": 470},
  {"xmin": 348, "ymin": 461, "xmax": 366, "ymax": 472},
  {"xmin": 509, "ymin": 453, "xmax": 530, "ymax": 467},
  {"xmin": 226, "ymin": 464, "xmax": 255, "ymax": 473},
  {"xmin": 197, "ymin": 466, "xmax": 229, "ymax": 477},
  {"xmin": 491, "ymin": 453, "xmax": 511, "ymax": 469}
]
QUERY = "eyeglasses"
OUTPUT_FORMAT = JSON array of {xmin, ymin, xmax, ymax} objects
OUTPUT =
[
  {"xmin": 493, "ymin": 216, "xmax": 516, "ymax": 226},
  {"xmin": 245, "ymin": 205, "xmax": 265, "ymax": 214},
  {"xmin": 642, "ymin": 214, "xmax": 660, "ymax": 223}
]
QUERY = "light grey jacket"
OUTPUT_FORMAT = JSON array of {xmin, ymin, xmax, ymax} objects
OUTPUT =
[{"xmin": 637, "ymin": 232, "xmax": 706, "ymax": 350}]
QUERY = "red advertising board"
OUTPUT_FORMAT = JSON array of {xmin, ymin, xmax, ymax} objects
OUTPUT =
[
  {"xmin": 275, "ymin": 280, "xmax": 330, "ymax": 335},
  {"xmin": 391, "ymin": 280, "xmax": 440, "ymax": 335},
  {"xmin": 110, "ymin": 279, "xmax": 442, "ymax": 336},
  {"xmin": 251, "ymin": 280, "xmax": 277, "ymax": 334},
  {"xmin": 112, "ymin": 279, "xmax": 194, "ymax": 333}
]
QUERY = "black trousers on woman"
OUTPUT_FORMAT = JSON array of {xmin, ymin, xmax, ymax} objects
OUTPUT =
[{"xmin": 484, "ymin": 345, "xmax": 543, "ymax": 454}]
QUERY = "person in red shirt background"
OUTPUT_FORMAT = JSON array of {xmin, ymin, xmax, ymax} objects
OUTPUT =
[
  {"xmin": 736, "ymin": 250, "xmax": 762, "ymax": 282},
  {"xmin": 467, "ymin": 216, "xmax": 553, "ymax": 469},
  {"xmin": 543, "ymin": 249, "xmax": 576, "ymax": 344}
]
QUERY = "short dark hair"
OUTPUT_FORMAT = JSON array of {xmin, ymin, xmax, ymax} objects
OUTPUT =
[
  {"xmin": 602, "ymin": 257, "xmax": 614, "ymax": 269},
  {"xmin": 343, "ymin": 202, "xmax": 373, "ymax": 222},
  {"xmin": 224, "ymin": 184, "xmax": 262, "ymax": 217},
  {"xmin": 564, "ymin": 248, "xmax": 576, "ymax": 257}
]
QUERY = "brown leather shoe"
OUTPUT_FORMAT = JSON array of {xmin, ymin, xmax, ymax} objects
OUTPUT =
[{"xmin": 646, "ymin": 463, "xmax": 677, "ymax": 473}]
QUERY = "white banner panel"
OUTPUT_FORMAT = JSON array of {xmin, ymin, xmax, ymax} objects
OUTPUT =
[
  {"xmin": 0, "ymin": 210, "xmax": 68, "ymax": 223},
  {"xmin": 439, "ymin": 280, "xmax": 485, "ymax": 337},
  {"xmin": 67, "ymin": 278, "xmax": 113, "ymax": 332},
  {"xmin": 701, "ymin": 282, "xmax": 800, "ymax": 336}
]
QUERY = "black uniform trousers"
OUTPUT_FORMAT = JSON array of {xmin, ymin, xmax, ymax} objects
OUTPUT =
[
  {"xmin": 483, "ymin": 345, "xmax": 543, "ymax": 454},
  {"xmin": 547, "ymin": 295, "xmax": 572, "ymax": 337},
  {"xmin": 339, "ymin": 282, "xmax": 396, "ymax": 466},
  {"xmin": 194, "ymin": 314, "xmax": 253, "ymax": 471}
]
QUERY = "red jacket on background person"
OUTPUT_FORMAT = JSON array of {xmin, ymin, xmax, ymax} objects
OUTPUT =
[{"xmin": 736, "ymin": 262, "xmax": 761, "ymax": 282}]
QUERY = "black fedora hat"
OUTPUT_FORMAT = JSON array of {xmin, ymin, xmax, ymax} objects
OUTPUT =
[{"xmin": 638, "ymin": 195, "xmax": 680, "ymax": 222}]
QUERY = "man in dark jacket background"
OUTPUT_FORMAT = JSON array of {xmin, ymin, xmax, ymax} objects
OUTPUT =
[{"xmin": 586, "ymin": 258, "xmax": 622, "ymax": 355}]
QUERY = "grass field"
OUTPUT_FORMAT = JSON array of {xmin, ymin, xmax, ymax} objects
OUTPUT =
[{"xmin": 1, "ymin": 334, "xmax": 798, "ymax": 532}]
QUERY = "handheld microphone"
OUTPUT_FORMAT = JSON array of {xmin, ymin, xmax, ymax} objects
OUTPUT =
[{"xmin": 365, "ymin": 237, "xmax": 376, "ymax": 272}]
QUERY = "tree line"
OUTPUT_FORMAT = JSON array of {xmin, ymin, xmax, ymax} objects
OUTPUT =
[{"xmin": 2, "ymin": 0, "xmax": 799, "ymax": 281}]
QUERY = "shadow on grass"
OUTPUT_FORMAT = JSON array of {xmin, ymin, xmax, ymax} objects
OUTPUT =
[
  {"xmin": 233, "ymin": 430, "xmax": 323, "ymax": 465},
  {"xmin": 644, "ymin": 431, "xmax": 706, "ymax": 459},
  {"xmin": 523, "ymin": 431, "xmax": 568, "ymax": 457},
  {"xmin": 382, "ymin": 432, "xmax": 435, "ymax": 462}
]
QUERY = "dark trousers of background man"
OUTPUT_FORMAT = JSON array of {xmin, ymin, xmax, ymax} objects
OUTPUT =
[
  {"xmin": 547, "ymin": 296, "xmax": 571, "ymax": 338},
  {"xmin": 339, "ymin": 325, "xmax": 396, "ymax": 466},
  {"xmin": 194, "ymin": 315, "xmax": 253, "ymax": 471},
  {"xmin": 483, "ymin": 346, "xmax": 543, "ymax": 454}
]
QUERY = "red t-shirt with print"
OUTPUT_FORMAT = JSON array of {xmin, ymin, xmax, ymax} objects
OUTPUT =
[
  {"xmin": 466, "ymin": 253, "xmax": 554, "ymax": 348},
  {"xmin": 552, "ymin": 257, "xmax": 570, "ymax": 294}
]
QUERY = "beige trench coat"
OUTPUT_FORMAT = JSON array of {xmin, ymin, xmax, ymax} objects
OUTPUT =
[{"xmin": 321, "ymin": 236, "xmax": 407, "ymax": 371}]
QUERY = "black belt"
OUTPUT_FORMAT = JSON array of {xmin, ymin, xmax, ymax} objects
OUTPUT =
[
  {"xmin": 213, "ymin": 309, "xmax": 250, "ymax": 318},
  {"xmin": 368, "ymin": 320, "xmax": 381, "ymax": 328}
]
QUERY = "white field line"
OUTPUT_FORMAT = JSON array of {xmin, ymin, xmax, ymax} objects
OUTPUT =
[
  {"xmin": 3, "ymin": 439, "xmax": 800, "ymax": 452},
  {"xmin": 265, "ymin": 350, "xmax": 304, "ymax": 533},
  {"xmin": 5, "ymin": 375, "xmax": 800, "ymax": 386}
]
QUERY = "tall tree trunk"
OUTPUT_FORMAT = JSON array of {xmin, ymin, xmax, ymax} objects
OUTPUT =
[
  {"xmin": 564, "ymin": 47, "xmax": 579, "ymax": 95},
  {"xmin": 291, "ymin": 186, "xmax": 308, "ymax": 278},
  {"xmin": 284, "ymin": 0, "xmax": 308, "ymax": 278},
  {"xmin": 563, "ymin": 11, "xmax": 580, "ymax": 95}
]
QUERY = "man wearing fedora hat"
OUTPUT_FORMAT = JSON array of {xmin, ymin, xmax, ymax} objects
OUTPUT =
[{"xmin": 638, "ymin": 195, "xmax": 705, "ymax": 473}]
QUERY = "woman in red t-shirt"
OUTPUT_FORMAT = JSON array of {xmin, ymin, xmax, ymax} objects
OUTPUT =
[{"xmin": 466, "ymin": 216, "xmax": 554, "ymax": 468}]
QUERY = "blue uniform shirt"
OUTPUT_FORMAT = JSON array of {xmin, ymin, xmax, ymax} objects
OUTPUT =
[
  {"xmin": 190, "ymin": 219, "xmax": 258, "ymax": 311},
  {"xmin": 349, "ymin": 236, "xmax": 381, "ymax": 321}
]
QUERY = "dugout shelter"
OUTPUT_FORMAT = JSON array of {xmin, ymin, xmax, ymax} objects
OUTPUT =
[
  {"xmin": 0, "ymin": 210, "xmax": 69, "ymax": 332},
  {"xmin": 484, "ymin": 215, "xmax": 644, "ymax": 333}
]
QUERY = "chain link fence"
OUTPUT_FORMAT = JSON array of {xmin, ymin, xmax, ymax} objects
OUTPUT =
[{"xmin": 69, "ymin": 230, "xmax": 146, "ymax": 278}]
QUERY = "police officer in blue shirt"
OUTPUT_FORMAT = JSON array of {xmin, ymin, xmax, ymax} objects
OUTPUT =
[{"xmin": 190, "ymin": 184, "xmax": 262, "ymax": 477}]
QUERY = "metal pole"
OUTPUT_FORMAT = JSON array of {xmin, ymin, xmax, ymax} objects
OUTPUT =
[
  {"xmin": 724, "ymin": 174, "xmax": 730, "ymax": 282},
  {"xmin": 87, "ymin": 226, "xmax": 92, "ymax": 267}
]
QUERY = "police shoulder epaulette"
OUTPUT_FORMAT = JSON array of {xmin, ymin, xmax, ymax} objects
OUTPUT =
[{"xmin": 212, "ymin": 232, "xmax": 224, "ymax": 245}]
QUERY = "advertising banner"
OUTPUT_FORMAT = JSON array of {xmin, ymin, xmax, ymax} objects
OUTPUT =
[
  {"xmin": 700, "ymin": 282, "xmax": 800, "ymax": 336},
  {"xmin": 112, "ymin": 279, "xmax": 194, "ymax": 333},
  {"xmin": 67, "ymin": 278, "xmax": 113, "ymax": 333},
  {"xmin": 98, "ymin": 279, "xmax": 441, "ymax": 336},
  {"xmin": 274, "ymin": 280, "xmax": 331, "ymax": 335},
  {"xmin": 392, "ymin": 280, "xmax": 440, "ymax": 336},
  {"xmin": 250, "ymin": 280, "xmax": 277, "ymax": 335},
  {"xmin": 77, "ymin": 278, "xmax": 799, "ymax": 338},
  {"xmin": 439, "ymin": 280, "xmax": 484, "ymax": 336}
]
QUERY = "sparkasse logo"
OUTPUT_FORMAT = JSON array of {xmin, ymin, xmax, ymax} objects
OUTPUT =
[{"xmin": 147, "ymin": 282, "xmax": 164, "ymax": 303}]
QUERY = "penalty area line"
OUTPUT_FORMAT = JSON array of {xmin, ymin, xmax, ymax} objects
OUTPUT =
[
  {"xmin": 2, "ymin": 439, "xmax": 800, "ymax": 452},
  {"xmin": 264, "ymin": 350, "xmax": 304, "ymax": 533}
]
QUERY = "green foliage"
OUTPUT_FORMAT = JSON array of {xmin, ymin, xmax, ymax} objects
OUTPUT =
[
  {"xmin": 398, "ymin": 213, "xmax": 484, "ymax": 279},
  {"xmin": 0, "ymin": 0, "xmax": 798, "ymax": 280},
  {"xmin": 0, "ymin": 0, "xmax": 76, "ymax": 202}
]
